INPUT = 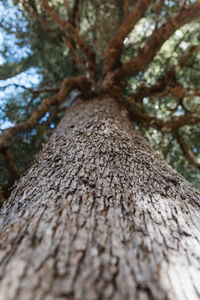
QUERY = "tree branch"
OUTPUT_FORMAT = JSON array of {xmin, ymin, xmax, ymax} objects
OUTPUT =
[
  {"xmin": 164, "ymin": 115, "xmax": 200, "ymax": 131},
  {"xmin": 64, "ymin": 0, "xmax": 72, "ymax": 22},
  {"xmin": 71, "ymin": 0, "xmax": 84, "ymax": 31},
  {"xmin": 123, "ymin": 0, "xmax": 130, "ymax": 16},
  {"xmin": 132, "ymin": 44, "xmax": 200, "ymax": 101},
  {"xmin": 22, "ymin": 0, "xmax": 83, "ymax": 73},
  {"xmin": 25, "ymin": 87, "xmax": 59, "ymax": 119},
  {"xmin": 174, "ymin": 132, "xmax": 200, "ymax": 169},
  {"xmin": 0, "ymin": 77, "xmax": 91, "ymax": 151},
  {"xmin": 0, "ymin": 84, "xmax": 59, "ymax": 94},
  {"xmin": 133, "ymin": 69, "xmax": 176, "ymax": 102},
  {"xmin": 127, "ymin": 101, "xmax": 164, "ymax": 130},
  {"xmin": 103, "ymin": 0, "xmax": 151, "ymax": 74},
  {"xmin": 21, "ymin": 0, "xmax": 65, "ymax": 43},
  {"xmin": 64, "ymin": 38, "xmax": 85, "ymax": 68},
  {"xmin": 39, "ymin": 0, "xmax": 96, "ymax": 80},
  {"xmin": 63, "ymin": 0, "xmax": 85, "ymax": 67},
  {"xmin": 126, "ymin": 99, "xmax": 200, "ymax": 132},
  {"xmin": 113, "ymin": 2, "xmax": 200, "ymax": 80}
]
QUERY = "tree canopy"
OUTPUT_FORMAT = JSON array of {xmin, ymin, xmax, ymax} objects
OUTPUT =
[{"xmin": 0, "ymin": 0, "xmax": 200, "ymax": 200}]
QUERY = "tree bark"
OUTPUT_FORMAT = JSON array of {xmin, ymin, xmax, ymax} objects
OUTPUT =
[{"xmin": 0, "ymin": 97, "xmax": 200, "ymax": 300}]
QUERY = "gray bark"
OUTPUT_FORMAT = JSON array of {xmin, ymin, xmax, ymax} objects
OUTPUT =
[{"xmin": 0, "ymin": 97, "xmax": 200, "ymax": 300}]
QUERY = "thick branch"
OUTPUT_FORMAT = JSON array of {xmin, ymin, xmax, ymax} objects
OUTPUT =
[
  {"xmin": 174, "ymin": 132, "xmax": 200, "ymax": 169},
  {"xmin": 39, "ymin": 0, "xmax": 96, "ymax": 79},
  {"xmin": 0, "ymin": 84, "xmax": 59, "ymax": 94},
  {"xmin": 64, "ymin": 0, "xmax": 71, "ymax": 22},
  {"xmin": 165, "ymin": 115, "xmax": 200, "ymax": 131},
  {"xmin": 0, "ymin": 84, "xmax": 59, "ymax": 119},
  {"xmin": 64, "ymin": 0, "xmax": 84, "ymax": 29},
  {"xmin": 25, "ymin": 87, "xmax": 59, "ymax": 119},
  {"xmin": 0, "ymin": 77, "xmax": 91, "ymax": 151},
  {"xmin": 113, "ymin": 2, "xmax": 200, "ymax": 80},
  {"xmin": 71, "ymin": 0, "xmax": 84, "ymax": 30},
  {"xmin": 103, "ymin": 0, "xmax": 151, "ymax": 74}
]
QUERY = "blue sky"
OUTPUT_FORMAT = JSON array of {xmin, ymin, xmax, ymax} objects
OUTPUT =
[
  {"xmin": 0, "ymin": 1, "xmax": 42, "ymax": 131},
  {"xmin": 0, "ymin": 68, "xmax": 41, "ymax": 130},
  {"xmin": 0, "ymin": 32, "xmax": 3, "ymax": 65}
]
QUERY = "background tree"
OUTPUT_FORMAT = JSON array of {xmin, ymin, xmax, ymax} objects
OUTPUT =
[{"xmin": 0, "ymin": 0, "xmax": 200, "ymax": 299}]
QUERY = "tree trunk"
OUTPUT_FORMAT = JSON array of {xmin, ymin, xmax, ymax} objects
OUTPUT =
[{"xmin": 0, "ymin": 97, "xmax": 200, "ymax": 300}]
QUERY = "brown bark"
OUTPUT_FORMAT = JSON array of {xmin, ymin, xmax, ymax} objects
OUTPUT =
[{"xmin": 0, "ymin": 97, "xmax": 200, "ymax": 300}]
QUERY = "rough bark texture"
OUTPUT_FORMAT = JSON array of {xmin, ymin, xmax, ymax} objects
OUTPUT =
[{"xmin": 0, "ymin": 97, "xmax": 200, "ymax": 300}]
